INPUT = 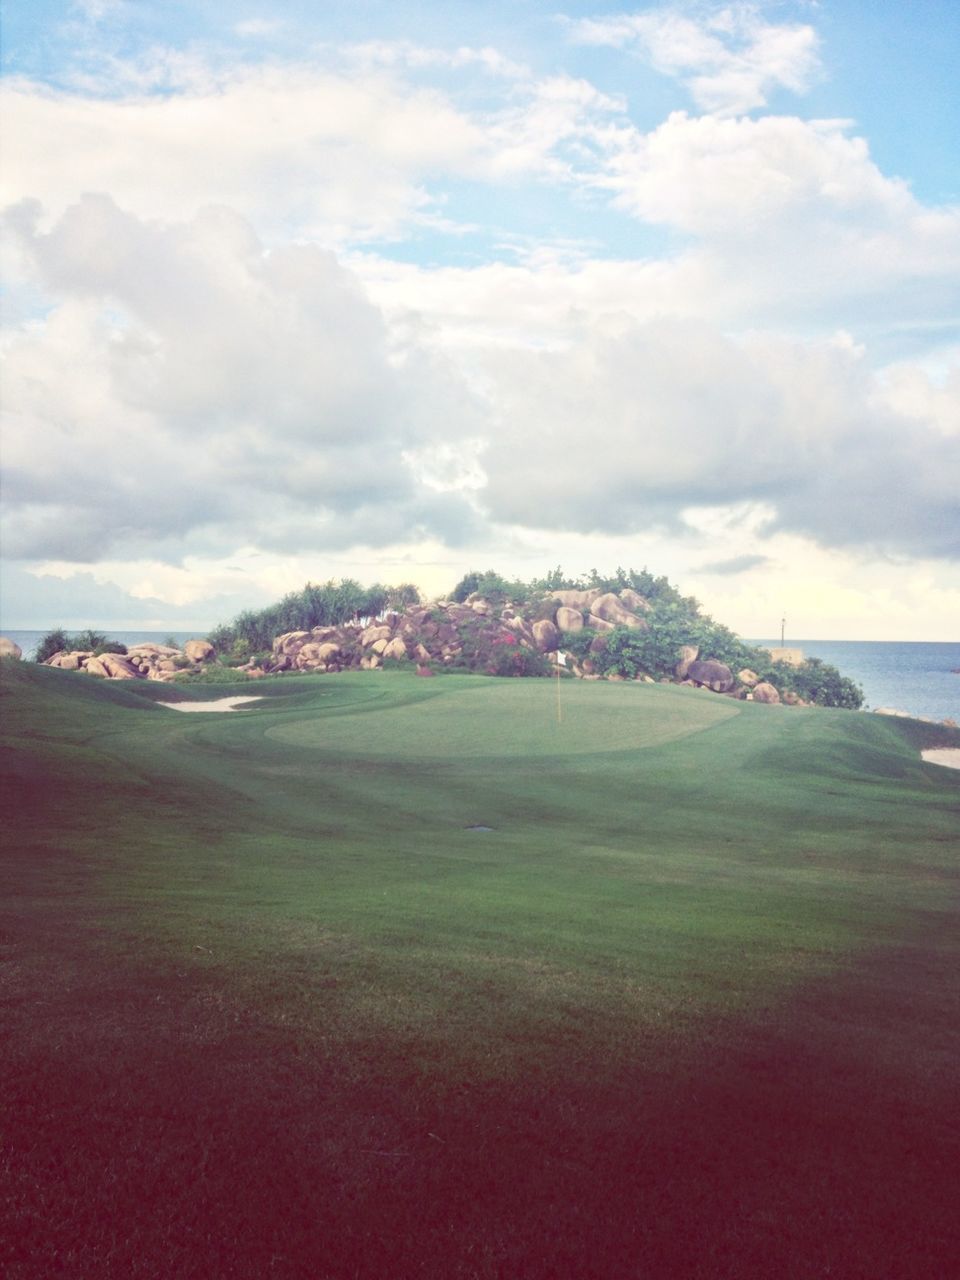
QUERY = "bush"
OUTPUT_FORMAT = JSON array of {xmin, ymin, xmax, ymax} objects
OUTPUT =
[
  {"xmin": 34, "ymin": 628, "xmax": 127, "ymax": 663},
  {"xmin": 34, "ymin": 628, "xmax": 71, "ymax": 664}
]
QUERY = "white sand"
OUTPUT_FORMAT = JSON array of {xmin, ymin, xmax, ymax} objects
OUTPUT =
[
  {"xmin": 921, "ymin": 748, "xmax": 960, "ymax": 770},
  {"xmin": 157, "ymin": 696, "xmax": 264, "ymax": 713}
]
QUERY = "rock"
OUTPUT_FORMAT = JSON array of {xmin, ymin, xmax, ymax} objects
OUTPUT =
[
  {"xmin": 618, "ymin": 589, "xmax": 649, "ymax": 613},
  {"xmin": 587, "ymin": 614, "xmax": 616, "ymax": 632},
  {"xmin": 184, "ymin": 639, "xmax": 215, "ymax": 663},
  {"xmin": 470, "ymin": 599, "xmax": 491, "ymax": 614},
  {"xmin": 371, "ymin": 638, "xmax": 389, "ymax": 655},
  {"xmin": 84, "ymin": 656, "xmax": 110, "ymax": 678},
  {"xmin": 275, "ymin": 631, "xmax": 310, "ymax": 656},
  {"xmin": 532, "ymin": 619, "xmax": 560, "ymax": 652},
  {"xmin": 555, "ymin": 606, "xmax": 584, "ymax": 632},
  {"xmin": 98, "ymin": 653, "xmax": 141, "ymax": 679},
  {"xmin": 127, "ymin": 644, "xmax": 181, "ymax": 658},
  {"xmin": 737, "ymin": 668, "xmax": 759, "ymax": 687},
  {"xmin": 551, "ymin": 588, "xmax": 601, "ymax": 610},
  {"xmin": 591, "ymin": 593, "xmax": 647, "ymax": 629},
  {"xmin": 361, "ymin": 625, "xmax": 392, "ymax": 648},
  {"xmin": 415, "ymin": 643, "xmax": 432, "ymax": 662},
  {"xmin": 59, "ymin": 653, "xmax": 83, "ymax": 670},
  {"xmin": 782, "ymin": 690, "xmax": 803, "ymax": 706},
  {"xmin": 675, "ymin": 646, "xmax": 699, "ymax": 679},
  {"xmin": 687, "ymin": 659, "xmax": 735, "ymax": 693},
  {"xmin": 316, "ymin": 642, "xmax": 341, "ymax": 661},
  {"xmin": 751, "ymin": 681, "xmax": 780, "ymax": 704},
  {"xmin": 383, "ymin": 637, "xmax": 408, "ymax": 661},
  {"xmin": 0, "ymin": 636, "xmax": 22, "ymax": 659}
]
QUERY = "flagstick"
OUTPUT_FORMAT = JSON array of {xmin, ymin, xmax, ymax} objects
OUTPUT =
[{"xmin": 556, "ymin": 654, "xmax": 562, "ymax": 725}]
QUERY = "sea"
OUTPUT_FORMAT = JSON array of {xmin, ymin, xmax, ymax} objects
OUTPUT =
[
  {"xmin": 748, "ymin": 639, "xmax": 959, "ymax": 723},
  {"xmin": 2, "ymin": 629, "xmax": 958, "ymax": 723}
]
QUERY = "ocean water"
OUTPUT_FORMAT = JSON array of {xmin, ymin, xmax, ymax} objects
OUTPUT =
[
  {"xmin": 749, "ymin": 639, "xmax": 959, "ymax": 723},
  {"xmin": 2, "ymin": 629, "xmax": 958, "ymax": 723},
  {"xmin": 3, "ymin": 630, "xmax": 201, "ymax": 662}
]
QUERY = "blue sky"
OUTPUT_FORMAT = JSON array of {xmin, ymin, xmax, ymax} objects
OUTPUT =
[{"xmin": 1, "ymin": 1, "xmax": 958, "ymax": 637}]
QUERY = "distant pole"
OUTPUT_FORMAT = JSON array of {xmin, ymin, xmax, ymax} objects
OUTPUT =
[
  {"xmin": 556, "ymin": 652, "xmax": 564, "ymax": 725},
  {"xmin": 781, "ymin": 617, "xmax": 786, "ymax": 647}
]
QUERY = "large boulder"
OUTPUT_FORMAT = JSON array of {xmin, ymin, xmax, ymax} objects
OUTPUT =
[
  {"xmin": 275, "ymin": 631, "xmax": 310, "ymax": 656},
  {"xmin": 184, "ymin": 639, "xmax": 215, "ymax": 663},
  {"xmin": 591, "ymin": 593, "xmax": 647, "ymax": 629},
  {"xmin": 383, "ymin": 637, "xmax": 409, "ymax": 661},
  {"xmin": 361, "ymin": 625, "xmax": 392, "ymax": 648},
  {"xmin": 687, "ymin": 659, "xmax": 735, "ymax": 693},
  {"xmin": 532, "ymin": 619, "xmax": 560, "ymax": 652},
  {"xmin": 0, "ymin": 636, "xmax": 22, "ymax": 659},
  {"xmin": 737, "ymin": 668, "xmax": 760, "ymax": 687},
  {"xmin": 751, "ymin": 681, "xmax": 780, "ymax": 704},
  {"xmin": 84, "ymin": 656, "xmax": 110, "ymax": 678},
  {"xmin": 675, "ymin": 645, "xmax": 699, "ymax": 679},
  {"xmin": 587, "ymin": 614, "xmax": 616, "ymax": 632},
  {"xmin": 98, "ymin": 653, "xmax": 141, "ymax": 679},
  {"xmin": 551, "ymin": 588, "xmax": 601, "ymax": 610},
  {"xmin": 555, "ymin": 606, "xmax": 584, "ymax": 633},
  {"xmin": 618, "ymin": 589, "xmax": 649, "ymax": 613}
]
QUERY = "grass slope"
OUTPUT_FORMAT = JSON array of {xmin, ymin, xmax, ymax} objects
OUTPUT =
[{"xmin": 2, "ymin": 660, "xmax": 958, "ymax": 1278}]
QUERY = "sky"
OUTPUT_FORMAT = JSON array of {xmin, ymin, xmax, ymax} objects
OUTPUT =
[{"xmin": 1, "ymin": 0, "xmax": 958, "ymax": 639}]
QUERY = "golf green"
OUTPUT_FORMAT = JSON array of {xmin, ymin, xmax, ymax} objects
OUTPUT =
[{"xmin": 2, "ymin": 660, "xmax": 958, "ymax": 1279}]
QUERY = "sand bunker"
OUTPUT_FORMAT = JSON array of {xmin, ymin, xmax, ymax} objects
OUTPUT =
[
  {"xmin": 158, "ymin": 696, "xmax": 264, "ymax": 713},
  {"xmin": 921, "ymin": 748, "xmax": 960, "ymax": 770}
]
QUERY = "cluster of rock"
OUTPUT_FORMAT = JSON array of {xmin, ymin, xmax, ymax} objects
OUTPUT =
[
  {"xmin": 0, "ymin": 589, "xmax": 809, "ymax": 708},
  {"xmin": 259, "ymin": 589, "xmax": 652, "ymax": 676},
  {"xmin": 40, "ymin": 639, "xmax": 216, "ymax": 682}
]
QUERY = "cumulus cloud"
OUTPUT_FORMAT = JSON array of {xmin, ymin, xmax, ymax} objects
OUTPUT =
[
  {"xmin": 568, "ymin": 3, "xmax": 821, "ymax": 115},
  {"xmin": 0, "ymin": 196, "xmax": 482, "ymax": 562},
  {"xmin": 474, "ymin": 317, "xmax": 960, "ymax": 559},
  {"xmin": 0, "ymin": 64, "xmax": 487, "ymax": 244}
]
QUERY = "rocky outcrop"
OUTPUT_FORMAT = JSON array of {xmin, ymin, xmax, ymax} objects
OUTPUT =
[
  {"xmin": 42, "ymin": 640, "xmax": 215, "ymax": 682},
  {"xmin": 0, "ymin": 637, "xmax": 22, "ymax": 659}
]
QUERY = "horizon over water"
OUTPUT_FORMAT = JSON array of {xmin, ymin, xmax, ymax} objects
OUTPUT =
[{"xmin": 2, "ymin": 630, "xmax": 958, "ymax": 723}]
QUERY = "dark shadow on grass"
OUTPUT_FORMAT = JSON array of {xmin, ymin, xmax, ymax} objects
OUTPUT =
[{"xmin": 3, "ymin": 908, "xmax": 958, "ymax": 1280}]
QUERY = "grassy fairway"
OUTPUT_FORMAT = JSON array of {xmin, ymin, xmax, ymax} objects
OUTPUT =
[{"xmin": 2, "ymin": 661, "xmax": 958, "ymax": 1278}]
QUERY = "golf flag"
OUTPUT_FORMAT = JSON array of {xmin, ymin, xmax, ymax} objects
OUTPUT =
[{"xmin": 557, "ymin": 650, "xmax": 567, "ymax": 667}]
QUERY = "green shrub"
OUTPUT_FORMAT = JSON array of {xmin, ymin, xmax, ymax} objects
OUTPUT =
[
  {"xmin": 34, "ymin": 628, "xmax": 71, "ymax": 664},
  {"xmin": 34, "ymin": 628, "xmax": 126, "ymax": 663}
]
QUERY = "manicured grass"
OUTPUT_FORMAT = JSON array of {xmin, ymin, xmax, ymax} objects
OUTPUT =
[{"xmin": 1, "ymin": 660, "xmax": 958, "ymax": 1277}]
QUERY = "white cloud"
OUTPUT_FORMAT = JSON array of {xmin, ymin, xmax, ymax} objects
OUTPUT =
[
  {"xmin": 0, "ymin": 64, "xmax": 488, "ymax": 245},
  {"xmin": 1, "ymin": 197, "xmax": 484, "ymax": 562},
  {"xmin": 568, "ymin": 3, "xmax": 821, "ymax": 115}
]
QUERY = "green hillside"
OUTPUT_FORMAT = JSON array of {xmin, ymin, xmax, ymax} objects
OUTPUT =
[{"xmin": 2, "ymin": 660, "xmax": 958, "ymax": 1278}]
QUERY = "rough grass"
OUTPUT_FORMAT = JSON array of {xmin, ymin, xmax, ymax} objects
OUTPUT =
[{"xmin": 1, "ymin": 660, "xmax": 958, "ymax": 1278}]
